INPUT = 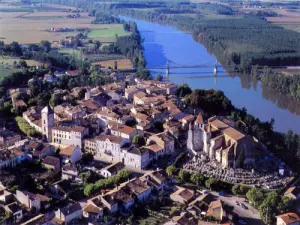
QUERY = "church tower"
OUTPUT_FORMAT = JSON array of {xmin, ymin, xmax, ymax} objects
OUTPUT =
[
  {"xmin": 41, "ymin": 106, "xmax": 54, "ymax": 142},
  {"xmin": 187, "ymin": 122, "xmax": 195, "ymax": 154}
]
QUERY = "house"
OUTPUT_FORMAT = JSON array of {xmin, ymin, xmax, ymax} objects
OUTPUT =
[
  {"xmin": 140, "ymin": 169, "xmax": 169, "ymax": 191},
  {"xmin": 0, "ymin": 189, "xmax": 13, "ymax": 204},
  {"xmin": 84, "ymin": 135, "xmax": 126, "ymax": 161},
  {"xmin": 126, "ymin": 178, "xmax": 152, "ymax": 202},
  {"xmin": 122, "ymin": 146, "xmax": 150, "ymax": 169},
  {"xmin": 55, "ymin": 202, "xmax": 82, "ymax": 225},
  {"xmin": 170, "ymin": 186, "xmax": 195, "ymax": 204},
  {"xmin": 108, "ymin": 122, "xmax": 138, "ymax": 141},
  {"xmin": 49, "ymin": 180, "xmax": 70, "ymax": 200},
  {"xmin": 32, "ymin": 143, "xmax": 55, "ymax": 160},
  {"xmin": 16, "ymin": 190, "xmax": 51, "ymax": 212},
  {"xmin": 0, "ymin": 129, "xmax": 22, "ymax": 147},
  {"xmin": 285, "ymin": 186, "xmax": 300, "ymax": 200},
  {"xmin": 100, "ymin": 162, "xmax": 124, "ymax": 178},
  {"xmin": 0, "ymin": 149, "xmax": 23, "ymax": 168},
  {"xmin": 62, "ymin": 164, "xmax": 80, "ymax": 181},
  {"xmin": 5, "ymin": 202, "xmax": 23, "ymax": 223},
  {"xmin": 59, "ymin": 145, "xmax": 82, "ymax": 164},
  {"xmin": 206, "ymin": 200, "xmax": 225, "ymax": 221},
  {"xmin": 83, "ymin": 204, "xmax": 103, "ymax": 222},
  {"xmin": 276, "ymin": 212, "xmax": 300, "ymax": 225},
  {"xmin": 52, "ymin": 126, "xmax": 88, "ymax": 148},
  {"xmin": 147, "ymin": 132, "xmax": 175, "ymax": 160},
  {"xmin": 42, "ymin": 156, "xmax": 61, "ymax": 174}
]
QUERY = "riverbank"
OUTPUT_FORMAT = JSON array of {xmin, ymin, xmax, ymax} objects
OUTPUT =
[{"xmin": 120, "ymin": 16, "xmax": 300, "ymax": 134}]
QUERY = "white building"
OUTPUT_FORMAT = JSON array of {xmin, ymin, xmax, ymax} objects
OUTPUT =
[
  {"xmin": 52, "ymin": 126, "xmax": 88, "ymax": 148},
  {"xmin": 55, "ymin": 203, "xmax": 82, "ymax": 225},
  {"xmin": 59, "ymin": 145, "xmax": 82, "ymax": 164}
]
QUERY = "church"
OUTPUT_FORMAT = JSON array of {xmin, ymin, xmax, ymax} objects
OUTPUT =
[{"xmin": 187, "ymin": 113, "xmax": 258, "ymax": 169}]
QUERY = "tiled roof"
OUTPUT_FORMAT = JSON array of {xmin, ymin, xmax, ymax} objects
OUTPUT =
[
  {"xmin": 277, "ymin": 213, "xmax": 300, "ymax": 224},
  {"xmin": 59, "ymin": 145, "xmax": 77, "ymax": 156}
]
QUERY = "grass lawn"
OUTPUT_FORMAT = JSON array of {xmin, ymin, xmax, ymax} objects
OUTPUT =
[
  {"xmin": 87, "ymin": 25, "xmax": 131, "ymax": 42},
  {"xmin": 58, "ymin": 48, "xmax": 81, "ymax": 55}
]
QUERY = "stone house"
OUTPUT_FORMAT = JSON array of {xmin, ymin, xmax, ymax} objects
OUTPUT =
[
  {"xmin": 170, "ymin": 186, "xmax": 195, "ymax": 204},
  {"xmin": 15, "ymin": 190, "xmax": 50, "ymax": 212},
  {"xmin": 0, "ymin": 129, "xmax": 22, "ymax": 147},
  {"xmin": 52, "ymin": 126, "xmax": 88, "ymax": 148},
  {"xmin": 59, "ymin": 145, "xmax": 82, "ymax": 164},
  {"xmin": 83, "ymin": 203, "xmax": 103, "ymax": 222},
  {"xmin": 42, "ymin": 156, "xmax": 61, "ymax": 174},
  {"xmin": 62, "ymin": 164, "xmax": 80, "ymax": 181},
  {"xmin": 55, "ymin": 202, "xmax": 83, "ymax": 225}
]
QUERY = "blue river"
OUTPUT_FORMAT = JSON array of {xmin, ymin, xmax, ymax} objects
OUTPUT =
[{"xmin": 121, "ymin": 16, "xmax": 300, "ymax": 134}]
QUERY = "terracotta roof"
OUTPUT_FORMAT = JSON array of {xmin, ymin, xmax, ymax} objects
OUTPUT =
[
  {"xmin": 195, "ymin": 112, "xmax": 204, "ymax": 125},
  {"xmin": 209, "ymin": 118, "xmax": 245, "ymax": 142},
  {"xmin": 276, "ymin": 213, "xmax": 300, "ymax": 224},
  {"xmin": 96, "ymin": 135, "xmax": 123, "ymax": 145},
  {"xmin": 84, "ymin": 204, "xmax": 102, "ymax": 214},
  {"xmin": 59, "ymin": 145, "xmax": 77, "ymax": 156},
  {"xmin": 43, "ymin": 156, "xmax": 60, "ymax": 166},
  {"xmin": 182, "ymin": 114, "xmax": 194, "ymax": 122},
  {"xmin": 53, "ymin": 126, "xmax": 85, "ymax": 133},
  {"xmin": 171, "ymin": 187, "xmax": 195, "ymax": 202},
  {"xmin": 146, "ymin": 144, "xmax": 163, "ymax": 153}
]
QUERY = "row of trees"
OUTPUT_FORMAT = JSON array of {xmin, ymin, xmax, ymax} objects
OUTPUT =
[
  {"xmin": 84, "ymin": 170, "xmax": 131, "ymax": 197},
  {"xmin": 15, "ymin": 116, "xmax": 40, "ymax": 137},
  {"xmin": 246, "ymin": 188, "xmax": 293, "ymax": 224}
]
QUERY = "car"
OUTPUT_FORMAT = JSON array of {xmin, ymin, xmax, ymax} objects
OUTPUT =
[
  {"xmin": 219, "ymin": 191, "xmax": 225, "ymax": 196},
  {"xmin": 238, "ymin": 220, "xmax": 247, "ymax": 225},
  {"xmin": 241, "ymin": 203, "xmax": 248, "ymax": 210},
  {"xmin": 235, "ymin": 201, "xmax": 240, "ymax": 205},
  {"xmin": 201, "ymin": 189, "xmax": 209, "ymax": 194}
]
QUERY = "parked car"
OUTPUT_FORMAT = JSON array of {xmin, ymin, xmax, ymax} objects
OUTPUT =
[
  {"xmin": 241, "ymin": 203, "xmax": 248, "ymax": 210},
  {"xmin": 201, "ymin": 189, "xmax": 209, "ymax": 194},
  {"xmin": 235, "ymin": 201, "xmax": 240, "ymax": 205}
]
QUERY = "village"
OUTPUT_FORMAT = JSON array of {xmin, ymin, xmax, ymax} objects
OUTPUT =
[
  {"xmin": 0, "ymin": 74, "xmax": 299, "ymax": 225},
  {"xmin": 0, "ymin": 1, "xmax": 300, "ymax": 224}
]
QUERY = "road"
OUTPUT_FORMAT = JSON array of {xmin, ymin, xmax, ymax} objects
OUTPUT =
[{"xmin": 210, "ymin": 191, "xmax": 264, "ymax": 225}]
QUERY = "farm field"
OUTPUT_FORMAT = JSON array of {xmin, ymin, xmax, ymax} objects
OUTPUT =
[
  {"xmin": 87, "ymin": 25, "xmax": 131, "ymax": 42},
  {"xmin": 266, "ymin": 9, "xmax": 300, "ymax": 33},
  {"xmin": 92, "ymin": 59, "xmax": 133, "ymax": 69},
  {"xmin": 0, "ymin": 4, "xmax": 130, "ymax": 44},
  {"xmin": 0, "ymin": 56, "xmax": 43, "ymax": 67}
]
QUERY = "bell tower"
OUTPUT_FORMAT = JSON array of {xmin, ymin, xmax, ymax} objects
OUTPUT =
[{"xmin": 41, "ymin": 106, "xmax": 54, "ymax": 142}]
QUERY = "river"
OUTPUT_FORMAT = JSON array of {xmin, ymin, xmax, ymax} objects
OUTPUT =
[{"xmin": 121, "ymin": 16, "xmax": 300, "ymax": 134}]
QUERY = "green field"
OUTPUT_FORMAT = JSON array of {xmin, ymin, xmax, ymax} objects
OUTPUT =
[
  {"xmin": 87, "ymin": 25, "xmax": 131, "ymax": 42},
  {"xmin": 0, "ymin": 64, "xmax": 19, "ymax": 81}
]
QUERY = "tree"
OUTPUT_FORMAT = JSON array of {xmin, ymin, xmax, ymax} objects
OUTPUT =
[
  {"xmin": 205, "ymin": 178, "xmax": 217, "ymax": 190},
  {"xmin": 155, "ymin": 74, "xmax": 163, "ymax": 81},
  {"xmin": 132, "ymin": 135, "xmax": 146, "ymax": 147},
  {"xmin": 84, "ymin": 184, "xmax": 95, "ymax": 197},
  {"xmin": 40, "ymin": 40, "xmax": 51, "ymax": 52},
  {"xmin": 166, "ymin": 165, "xmax": 176, "ymax": 177},
  {"xmin": 246, "ymin": 187, "xmax": 264, "ymax": 207},
  {"xmin": 18, "ymin": 60, "xmax": 27, "ymax": 68},
  {"xmin": 190, "ymin": 172, "xmax": 205, "ymax": 186},
  {"xmin": 277, "ymin": 196, "xmax": 293, "ymax": 213},
  {"xmin": 259, "ymin": 192, "xmax": 280, "ymax": 224},
  {"xmin": 176, "ymin": 84, "xmax": 192, "ymax": 98},
  {"xmin": 178, "ymin": 169, "xmax": 190, "ymax": 182},
  {"xmin": 232, "ymin": 184, "xmax": 248, "ymax": 196}
]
